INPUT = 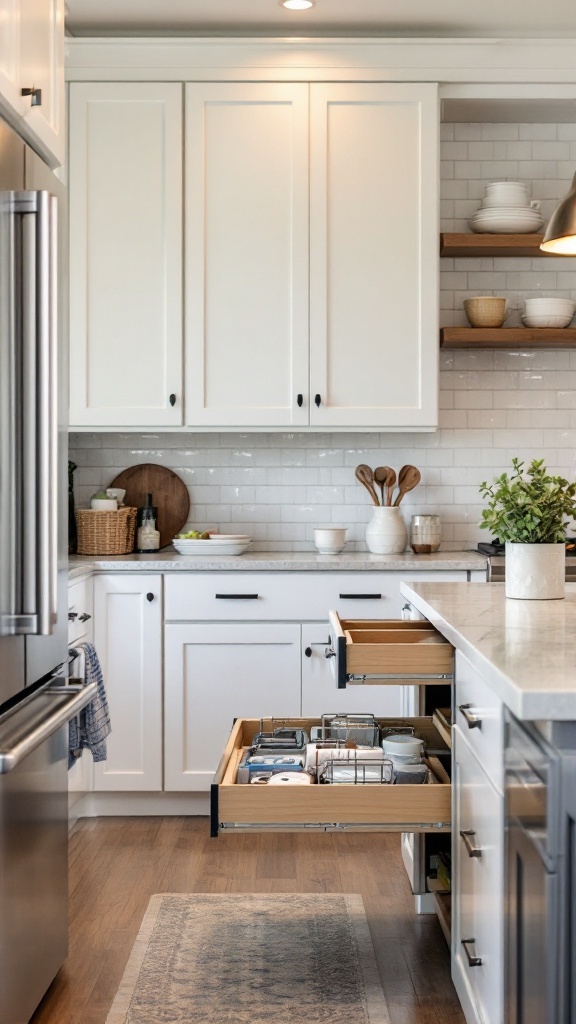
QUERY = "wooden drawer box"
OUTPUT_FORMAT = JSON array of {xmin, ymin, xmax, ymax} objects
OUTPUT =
[
  {"xmin": 211, "ymin": 716, "xmax": 451, "ymax": 837},
  {"xmin": 328, "ymin": 611, "xmax": 454, "ymax": 689}
]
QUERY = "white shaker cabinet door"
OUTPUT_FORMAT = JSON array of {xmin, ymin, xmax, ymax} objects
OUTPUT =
[
  {"xmin": 19, "ymin": 0, "xmax": 64, "ymax": 166},
  {"xmin": 309, "ymin": 83, "xmax": 439, "ymax": 429},
  {"xmin": 164, "ymin": 623, "xmax": 301, "ymax": 791},
  {"xmin": 93, "ymin": 575, "xmax": 163, "ymax": 792},
  {"xmin": 69, "ymin": 83, "xmax": 183, "ymax": 427},
  {"xmin": 185, "ymin": 83, "xmax": 309, "ymax": 428},
  {"xmin": 301, "ymin": 623, "xmax": 402, "ymax": 718}
]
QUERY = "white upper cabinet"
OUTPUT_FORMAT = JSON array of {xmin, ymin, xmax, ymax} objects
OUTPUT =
[
  {"xmin": 67, "ymin": 77, "xmax": 438, "ymax": 430},
  {"xmin": 19, "ymin": 0, "xmax": 64, "ymax": 166},
  {"xmin": 0, "ymin": 0, "xmax": 64, "ymax": 167},
  {"xmin": 309, "ymin": 83, "xmax": 439, "ymax": 429},
  {"xmin": 185, "ymin": 83, "xmax": 309, "ymax": 428},
  {"xmin": 69, "ymin": 82, "xmax": 183, "ymax": 428}
]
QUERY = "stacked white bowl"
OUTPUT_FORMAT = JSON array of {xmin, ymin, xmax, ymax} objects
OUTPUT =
[
  {"xmin": 470, "ymin": 181, "xmax": 544, "ymax": 234},
  {"xmin": 522, "ymin": 297, "xmax": 575, "ymax": 329}
]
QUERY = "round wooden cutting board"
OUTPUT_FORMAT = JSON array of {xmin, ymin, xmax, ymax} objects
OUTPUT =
[{"xmin": 109, "ymin": 464, "xmax": 190, "ymax": 549}]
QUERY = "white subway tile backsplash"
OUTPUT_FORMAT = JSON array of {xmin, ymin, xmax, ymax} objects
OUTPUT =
[{"xmin": 68, "ymin": 121, "xmax": 576, "ymax": 552}]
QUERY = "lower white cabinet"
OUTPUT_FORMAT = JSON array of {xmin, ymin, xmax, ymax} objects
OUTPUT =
[
  {"xmin": 452, "ymin": 724, "xmax": 504, "ymax": 1024},
  {"xmin": 164, "ymin": 623, "xmax": 301, "ymax": 791},
  {"xmin": 301, "ymin": 622, "xmax": 402, "ymax": 718},
  {"xmin": 93, "ymin": 574, "xmax": 163, "ymax": 792}
]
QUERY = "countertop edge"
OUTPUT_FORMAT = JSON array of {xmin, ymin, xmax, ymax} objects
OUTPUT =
[{"xmin": 400, "ymin": 581, "xmax": 574, "ymax": 722}]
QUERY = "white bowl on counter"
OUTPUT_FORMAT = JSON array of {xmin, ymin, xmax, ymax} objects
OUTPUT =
[{"xmin": 313, "ymin": 527, "xmax": 347, "ymax": 554}]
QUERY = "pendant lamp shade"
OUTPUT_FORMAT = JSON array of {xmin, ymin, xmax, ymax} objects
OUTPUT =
[{"xmin": 540, "ymin": 173, "xmax": 576, "ymax": 253}]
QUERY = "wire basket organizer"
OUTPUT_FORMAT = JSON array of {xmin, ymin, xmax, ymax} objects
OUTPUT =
[{"xmin": 75, "ymin": 506, "xmax": 137, "ymax": 555}]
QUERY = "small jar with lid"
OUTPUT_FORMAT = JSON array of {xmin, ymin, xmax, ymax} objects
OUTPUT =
[{"xmin": 409, "ymin": 515, "xmax": 441, "ymax": 554}]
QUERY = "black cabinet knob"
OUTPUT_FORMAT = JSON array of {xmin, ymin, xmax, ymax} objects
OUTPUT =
[
  {"xmin": 22, "ymin": 86, "xmax": 42, "ymax": 107},
  {"xmin": 78, "ymin": 612, "xmax": 91, "ymax": 623},
  {"xmin": 304, "ymin": 646, "xmax": 312, "ymax": 657},
  {"xmin": 315, "ymin": 394, "xmax": 321, "ymax": 407},
  {"xmin": 297, "ymin": 394, "xmax": 303, "ymax": 407},
  {"xmin": 146, "ymin": 593, "xmax": 155, "ymax": 602},
  {"xmin": 68, "ymin": 611, "xmax": 78, "ymax": 621},
  {"xmin": 169, "ymin": 393, "xmax": 176, "ymax": 407}
]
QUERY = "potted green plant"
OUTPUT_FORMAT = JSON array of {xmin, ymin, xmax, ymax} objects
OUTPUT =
[{"xmin": 479, "ymin": 458, "xmax": 576, "ymax": 599}]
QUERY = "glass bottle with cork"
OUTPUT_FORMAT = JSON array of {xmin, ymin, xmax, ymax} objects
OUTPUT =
[{"xmin": 136, "ymin": 493, "xmax": 160, "ymax": 552}]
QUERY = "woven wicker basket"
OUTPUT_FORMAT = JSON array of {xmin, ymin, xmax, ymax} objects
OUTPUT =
[{"xmin": 76, "ymin": 506, "xmax": 137, "ymax": 555}]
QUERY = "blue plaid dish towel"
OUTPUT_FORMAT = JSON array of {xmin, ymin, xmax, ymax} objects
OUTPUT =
[{"xmin": 68, "ymin": 642, "xmax": 111, "ymax": 764}]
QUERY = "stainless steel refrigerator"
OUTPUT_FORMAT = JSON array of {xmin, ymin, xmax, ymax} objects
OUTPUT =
[{"xmin": 0, "ymin": 118, "xmax": 96, "ymax": 1024}]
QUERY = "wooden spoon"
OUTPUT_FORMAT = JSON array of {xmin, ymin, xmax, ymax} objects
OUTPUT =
[
  {"xmin": 393, "ymin": 465, "xmax": 421, "ymax": 506},
  {"xmin": 355, "ymin": 464, "xmax": 380, "ymax": 506},
  {"xmin": 374, "ymin": 466, "xmax": 396, "ymax": 506}
]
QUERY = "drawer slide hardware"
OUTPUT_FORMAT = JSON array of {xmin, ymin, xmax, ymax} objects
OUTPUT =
[
  {"xmin": 461, "ymin": 938, "xmax": 483, "ymax": 967},
  {"xmin": 460, "ymin": 829, "xmax": 482, "ymax": 858},
  {"xmin": 219, "ymin": 821, "xmax": 449, "ymax": 832},
  {"xmin": 347, "ymin": 672, "xmax": 453, "ymax": 683}
]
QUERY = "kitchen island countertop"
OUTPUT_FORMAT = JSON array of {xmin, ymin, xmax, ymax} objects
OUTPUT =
[
  {"xmin": 69, "ymin": 549, "xmax": 487, "ymax": 575},
  {"xmin": 401, "ymin": 580, "xmax": 576, "ymax": 721}
]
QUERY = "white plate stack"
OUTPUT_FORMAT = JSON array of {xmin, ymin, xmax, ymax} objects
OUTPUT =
[
  {"xmin": 470, "ymin": 181, "xmax": 544, "ymax": 234},
  {"xmin": 172, "ymin": 534, "xmax": 252, "ymax": 555}
]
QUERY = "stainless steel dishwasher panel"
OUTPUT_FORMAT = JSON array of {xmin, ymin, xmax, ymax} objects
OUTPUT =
[{"xmin": 0, "ymin": 723, "xmax": 68, "ymax": 1023}]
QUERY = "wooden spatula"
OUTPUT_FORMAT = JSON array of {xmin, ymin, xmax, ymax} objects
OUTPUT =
[
  {"xmin": 374, "ymin": 466, "xmax": 396, "ymax": 506},
  {"xmin": 355, "ymin": 464, "xmax": 380, "ymax": 506},
  {"xmin": 393, "ymin": 465, "xmax": 421, "ymax": 506}
]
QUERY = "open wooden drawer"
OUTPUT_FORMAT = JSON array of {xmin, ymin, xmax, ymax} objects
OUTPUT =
[
  {"xmin": 327, "ymin": 610, "xmax": 454, "ymax": 689},
  {"xmin": 211, "ymin": 716, "xmax": 451, "ymax": 837}
]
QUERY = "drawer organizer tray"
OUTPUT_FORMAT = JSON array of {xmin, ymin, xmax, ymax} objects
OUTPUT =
[
  {"xmin": 211, "ymin": 716, "xmax": 451, "ymax": 837},
  {"xmin": 327, "ymin": 611, "xmax": 454, "ymax": 689}
]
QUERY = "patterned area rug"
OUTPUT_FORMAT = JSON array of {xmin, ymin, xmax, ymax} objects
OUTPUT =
[{"xmin": 105, "ymin": 893, "xmax": 391, "ymax": 1023}]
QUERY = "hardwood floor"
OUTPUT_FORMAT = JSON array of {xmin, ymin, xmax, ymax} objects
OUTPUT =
[{"xmin": 31, "ymin": 818, "xmax": 464, "ymax": 1024}]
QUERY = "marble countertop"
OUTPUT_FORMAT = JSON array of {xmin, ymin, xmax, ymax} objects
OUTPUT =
[
  {"xmin": 68, "ymin": 550, "xmax": 487, "ymax": 575},
  {"xmin": 400, "ymin": 581, "xmax": 576, "ymax": 721}
]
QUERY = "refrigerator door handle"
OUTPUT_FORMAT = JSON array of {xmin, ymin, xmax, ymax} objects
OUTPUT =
[
  {"xmin": 3, "ymin": 191, "xmax": 58, "ymax": 637},
  {"xmin": 0, "ymin": 682, "xmax": 97, "ymax": 774}
]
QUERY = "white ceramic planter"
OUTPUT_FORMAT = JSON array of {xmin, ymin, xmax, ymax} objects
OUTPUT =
[
  {"xmin": 365, "ymin": 507, "xmax": 407, "ymax": 555},
  {"xmin": 505, "ymin": 542, "xmax": 565, "ymax": 600}
]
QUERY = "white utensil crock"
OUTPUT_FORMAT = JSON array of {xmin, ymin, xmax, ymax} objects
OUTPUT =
[
  {"xmin": 505, "ymin": 542, "xmax": 565, "ymax": 600},
  {"xmin": 365, "ymin": 506, "xmax": 407, "ymax": 554}
]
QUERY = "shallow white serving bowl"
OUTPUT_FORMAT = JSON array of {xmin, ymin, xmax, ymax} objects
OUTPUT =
[
  {"xmin": 479, "ymin": 197, "xmax": 528, "ymax": 209},
  {"xmin": 172, "ymin": 538, "xmax": 252, "ymax": 555},
  {"xmin": 485, "ymin": 180, "xmax": 528, "ymax": 193},
  {"xmin": 470, "ymin": 211, "xmax": 544, "ymax": 234},
  {"xmin": 313, "ymin": 527, "xmax": 347, "ymax": 554},
  {"xmin": 522, "ymin": 314, "xmax": 574, "ymax": 329},
  {"xmin": 523, "ymin": 297, "xmax": 575, "ymax": 315}
]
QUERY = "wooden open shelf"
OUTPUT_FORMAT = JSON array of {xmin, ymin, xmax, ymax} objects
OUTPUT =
[
  {"xmin": 440, "ymin": 233, "xmax": 553, "ymax": 257},
  {"xmin": 441, "ymin": 327, "xmax": 576, "ymax": 349}
]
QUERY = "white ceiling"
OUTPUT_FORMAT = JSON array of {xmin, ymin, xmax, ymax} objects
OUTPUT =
[{"xmin": 65, "ymin": 0, "xmax": 576, "ymax": 38}]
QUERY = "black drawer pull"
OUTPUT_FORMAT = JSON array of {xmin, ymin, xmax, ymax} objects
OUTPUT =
[
  {"xmin": 305, "ymin": 646, "xmax": 312, "ymax": 657},
  {"xmin": 215, "ymin": 594, "xmax": 259, "ymax": 600},
  {"xmin": 78, "ymin": 612, "xmax": 92, "ymax": 623},
  {"xmin": 460, "ymin": 829, "xmax": 482, "ymax": 858},
  {"xmin": 315, "ymin": 393, "xmax": 321, "ymax": 407},
  {"xmin": 297, "ymin": 393, "xmax": 303, "ymax": 407},
  {"xmin": 339, "ymin": 593, "xmax": 382, "ymax": 600},
  {"xmin": 68, "ymin": 611, "xmax": 78, "ymax": 621},
  {"xmin": 458, "ymin": 703, "xmax": 482, "ymax": 730},
  {"xmin": 146, "ymin": 593, "xmax": 155, "ymax": 602},
  {"xmin": 169, "ymin": 393, "xmax": 176, "ymax": 406},
  {"xmin": 461, "ymin": 939, "xmax": 482, "ymax": 967}
]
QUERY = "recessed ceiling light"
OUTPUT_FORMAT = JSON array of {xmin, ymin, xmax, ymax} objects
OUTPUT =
[{"xmin": 279, "ymin": 0, "xmax": 316, "ymax": 10}]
